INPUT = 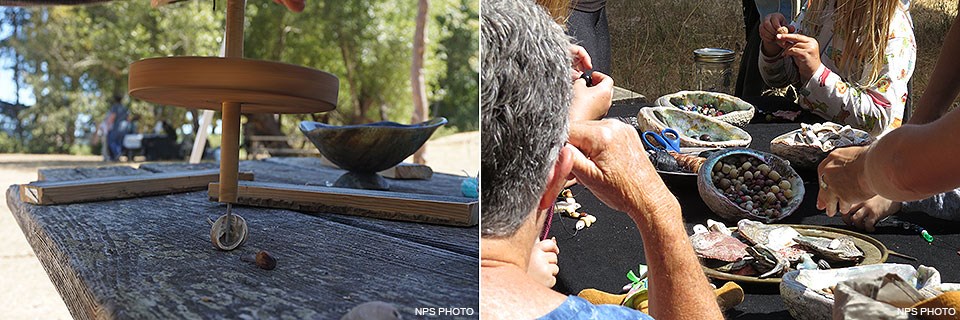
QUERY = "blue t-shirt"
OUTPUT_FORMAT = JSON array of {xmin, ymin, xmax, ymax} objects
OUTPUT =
[{"xmin": 538, "ymin": 296, "xmax": 654, "ymax": 320}]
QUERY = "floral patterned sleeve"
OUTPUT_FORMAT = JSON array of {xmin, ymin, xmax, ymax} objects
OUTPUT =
[
  {"xmin": 798, "ymin": 8, "xmax": 916, "ymax": 136},
  {"xmin": 757, "ymin": 20, "xmax": 803, "ymax": 88}
]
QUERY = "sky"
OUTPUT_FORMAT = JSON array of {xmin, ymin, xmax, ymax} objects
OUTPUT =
[
  {"xmin": 0, "ymin": 64, "xmax": 36, "ymax": 106},
  {"xmin": 0, "ymin": 20, "xmax": 35, "ymax": 106}
]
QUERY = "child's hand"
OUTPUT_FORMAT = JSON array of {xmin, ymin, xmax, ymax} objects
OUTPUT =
[
  {"xmin": 759, "ymin": 13, "xmax": 795, "ymax": 56},
  {"xmin": 841, "ymin": 196, "xmax": 902, "ymax": 232},
  {"xmin": 778, "ymin": 33, "xmax": 822, "ymax": 81},
  {"xmin": 568, "ymin": 45, "xmax": 593, "ymax": 74},
  {"xmin": 528, "ymin": 238, "xmax": 560, "ymax": 288}
]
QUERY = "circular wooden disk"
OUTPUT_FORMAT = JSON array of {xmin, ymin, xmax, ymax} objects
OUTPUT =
[{"xmin": 129, "ymin": 56, "xmax": 338, "ymax": 114}]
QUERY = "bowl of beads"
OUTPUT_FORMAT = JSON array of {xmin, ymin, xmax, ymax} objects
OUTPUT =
[
  {"xmin": 656, "ymin": 91, "xmax": 756, "ymax": 127},
  {"xmin": 697, "ymin": 148, "xmax": 804, "ymax": 223}
]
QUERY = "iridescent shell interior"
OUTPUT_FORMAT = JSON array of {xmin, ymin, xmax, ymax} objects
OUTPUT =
[{"xmin": 638, "ymin": 107, "xmax": 752, "ymax": 147}]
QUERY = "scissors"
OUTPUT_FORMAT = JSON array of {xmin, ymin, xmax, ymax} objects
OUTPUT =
[{"xmin": 642, "ymin": 128, "xmax": 682, "ymax": 153}]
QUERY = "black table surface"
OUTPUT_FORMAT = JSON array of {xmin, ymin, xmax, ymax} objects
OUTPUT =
[{"xmin": 548, "ymin": 101, "xmax": 960, "ymax": 319}]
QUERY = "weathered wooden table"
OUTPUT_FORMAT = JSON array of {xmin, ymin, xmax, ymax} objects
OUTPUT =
[{"xmin": 6, "ymin": 157, "xmax": 478, "ymax": 319}]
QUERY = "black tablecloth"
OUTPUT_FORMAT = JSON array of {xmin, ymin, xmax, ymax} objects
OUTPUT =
[{"xmin": 548, "ymin": 101, "xmax": 960, "ymax": 319}]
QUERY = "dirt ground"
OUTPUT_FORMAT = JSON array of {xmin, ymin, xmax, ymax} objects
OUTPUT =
[
  {"xmin": 0, "ymin": 132, "xmax": 478, "ymax": 319},
  {"xmin": 0, "ymin": 154, "xmax": 101, "ymax": 320}
]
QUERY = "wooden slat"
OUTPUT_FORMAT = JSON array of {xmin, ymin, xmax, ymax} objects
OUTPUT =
[
  {"xmin": 37, "ymin": 165, "xmax": 146, "ymax": 182},
  {"xmin": 378, "ymin": 163, "xmax": 433, "ymax": 180},
  {"xmin": 247, "ymin": 135, "xmax": 308, "ymax": 142},
  {"xmin": 21, "ymin": 169, "xmax": 254, "ymax": 205},
  {"xmin": 261, "ymin": 157, "xmax": 466, "ymax": 197},
  {"xmin": 208, "ymin": 181, "xmax": 477, "ymax": 226},
  {"xmin": 259, "ymin": 148, "xmax": 319, "ymax": 154},
  {"xmin": 318, "ymin": 157, "xmax": 433, "ymax": 180}
]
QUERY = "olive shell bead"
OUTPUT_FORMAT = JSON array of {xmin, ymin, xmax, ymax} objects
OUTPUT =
[
  {"xmin": 768, "ymin": 170, "xmax": 781, "ymax": 181},
  {"xmin": 758, "ymin": 164, "xmax": 771, "ymax": 174},
  {"xmin": 779, "ymin": 180, "xmax": 792, "ymax": 190}
]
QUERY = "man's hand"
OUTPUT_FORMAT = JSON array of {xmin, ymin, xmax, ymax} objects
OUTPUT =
[
  {"xmin": 817, "ymin": 146, "xmax": 876, "ymax": 217},
  {"xmin": 778, "ymin": 33, "xmax": 822, "ymax": 81},
  {"xmin": 842, "ymin": 196, "xmax": 902, "ymax": 232},
  {"xmin": 759, "ymin": 13, "xmax": 794, "ymax": 56},
  {"xmin": 569, "ymin": 71, "xmax": 613, "ymax": 121},
  {"xmin": 566, "ymin": 120, "xmax": 679, "ymax": 220},
  {"xmin": 273, "ymin": 0, "xmax": 305, "ymax": 12},
  {"xmin": 527, "ymin": 238, "xmax": 560, "ymax": 288}
]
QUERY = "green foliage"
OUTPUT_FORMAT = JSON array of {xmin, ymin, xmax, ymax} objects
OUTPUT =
[
  {"xmin": 429, "ymin": 0, "xmax": 479, "ymax": 131},
  {"xmin": 1, "ymin": 0, "xmax": 478, "ymax": 154},
  {"xmin": 2, "ymin": 2, "xmax": 223, "ymax": 153}
]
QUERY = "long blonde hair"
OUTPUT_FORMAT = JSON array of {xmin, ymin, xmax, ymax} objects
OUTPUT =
[
  {"xmin": 802, "ymin": 0, "xmax": 900, "ymax": 85},
  {"xmin": 536, "ymin": 0, "xmax": 573, "ymax": 25}
]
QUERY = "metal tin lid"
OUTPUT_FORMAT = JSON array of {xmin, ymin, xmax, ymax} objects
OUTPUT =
[{"xmin": 694, "ymin": 48, "xmax": 735, "ymax": 63}]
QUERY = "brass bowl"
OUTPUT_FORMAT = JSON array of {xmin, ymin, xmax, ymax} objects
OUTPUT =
[{"xmin": 299, "ymin": 118, "xmax": 447, "ymax": 190}]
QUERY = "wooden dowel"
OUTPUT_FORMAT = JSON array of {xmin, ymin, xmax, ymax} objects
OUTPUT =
[
  {"xmin": 219, "ymin": 102, "xmax": 241, "ymax": 203},
  {"xmin": 224, "ymin": 0, "xmax": 244, "ymax": 59},
  {"xmin": 219, "ymin": 0, "xmax": 245, "ymax": 204}
]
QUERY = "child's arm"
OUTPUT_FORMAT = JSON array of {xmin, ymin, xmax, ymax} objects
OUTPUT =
[{"xmin": 795, "ymin": 10, "xmax": 916, "ymax": 135}]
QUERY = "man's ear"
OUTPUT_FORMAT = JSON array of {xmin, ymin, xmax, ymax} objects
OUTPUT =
[{"xmin": 537, "ymin": 146, "xmax": 575, "ymax": 211}]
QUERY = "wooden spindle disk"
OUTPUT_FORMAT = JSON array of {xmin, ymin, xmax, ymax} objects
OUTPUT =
[{"xmin": 128, "ymin": 57, "xmax": 338, "ymax": 114}]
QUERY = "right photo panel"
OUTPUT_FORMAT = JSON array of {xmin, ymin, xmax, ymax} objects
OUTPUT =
[{"xmin": 479, "ymin": 0, "xmax": 960, "ymax": 318}]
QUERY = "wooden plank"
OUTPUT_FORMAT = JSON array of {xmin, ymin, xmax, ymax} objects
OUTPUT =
[
  {"xmin": 260, "ymin": 157, "xmax": 467, "ymax": 197},
  {"xmin": 37, "ymin": 165, "xmax": 146, "ymax": 182},
  {"xmin": 247, "ymin": 135, "xmax": 308, "ymax": 142},
  {"xmin": 378, "ymin": 163, "xmax": 433, "ymax": 180},
  {"xmin": 20, "ymin": 169, "xmax": 254, "ymax": 205},
  {"xmin": 5, "ymin": 169, "xmax": 478, "ymax": 319},
  {"xmin": 259, "ymin": 148, "xmax": 319, "ymax": 155},
  {"xmin": 319, "ymin": 157, "xmax": 433, "ymax": 180},
  {"xmin": 209, "ymin": 181, "xmax": 477, "ymax": 226},
  {"xmin": 142, "ymin": 160, "xmax": 478, "ymax": 255}
]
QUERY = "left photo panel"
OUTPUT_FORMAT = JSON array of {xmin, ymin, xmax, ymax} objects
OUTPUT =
[{"xmin": 0, "ymin": 0, "xmax": 479, "ymax": 319}]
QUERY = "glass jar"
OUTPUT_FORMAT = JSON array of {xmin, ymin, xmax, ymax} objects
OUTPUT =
[{"xmin": 693, "ymin": 48, "xmax": 735, "ymax": 94}]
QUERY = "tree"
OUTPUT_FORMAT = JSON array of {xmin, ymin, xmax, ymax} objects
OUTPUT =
[
  {"xmin": 429, "ymin": 0, "xmax": 478, "ymax": 132},
  {"xmin": 2, "ymin": 2, "xmax": 222, "ymax": 153},
  {"xmin": 0, "ymin": 0, "xmax": 478, "ymax": 155},
  {"xmin": 410, "ymin": 0, "xmax": 429, "ymax": 164}
]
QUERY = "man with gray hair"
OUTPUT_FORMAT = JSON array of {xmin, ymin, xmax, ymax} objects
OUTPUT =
[{"xmin": 480, "ymin": 0, "xmax": 723, "ymax": 319}]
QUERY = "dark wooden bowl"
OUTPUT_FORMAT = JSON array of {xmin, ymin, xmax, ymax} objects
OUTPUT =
[{"xmin": 300, "ymin": 118, "xmax": 447, "ymax": 173}]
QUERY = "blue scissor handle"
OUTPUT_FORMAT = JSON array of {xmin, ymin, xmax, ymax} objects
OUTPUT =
[{"xmin": 642, "ymin": 128, "xmax": 681, "ymax": 153}]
